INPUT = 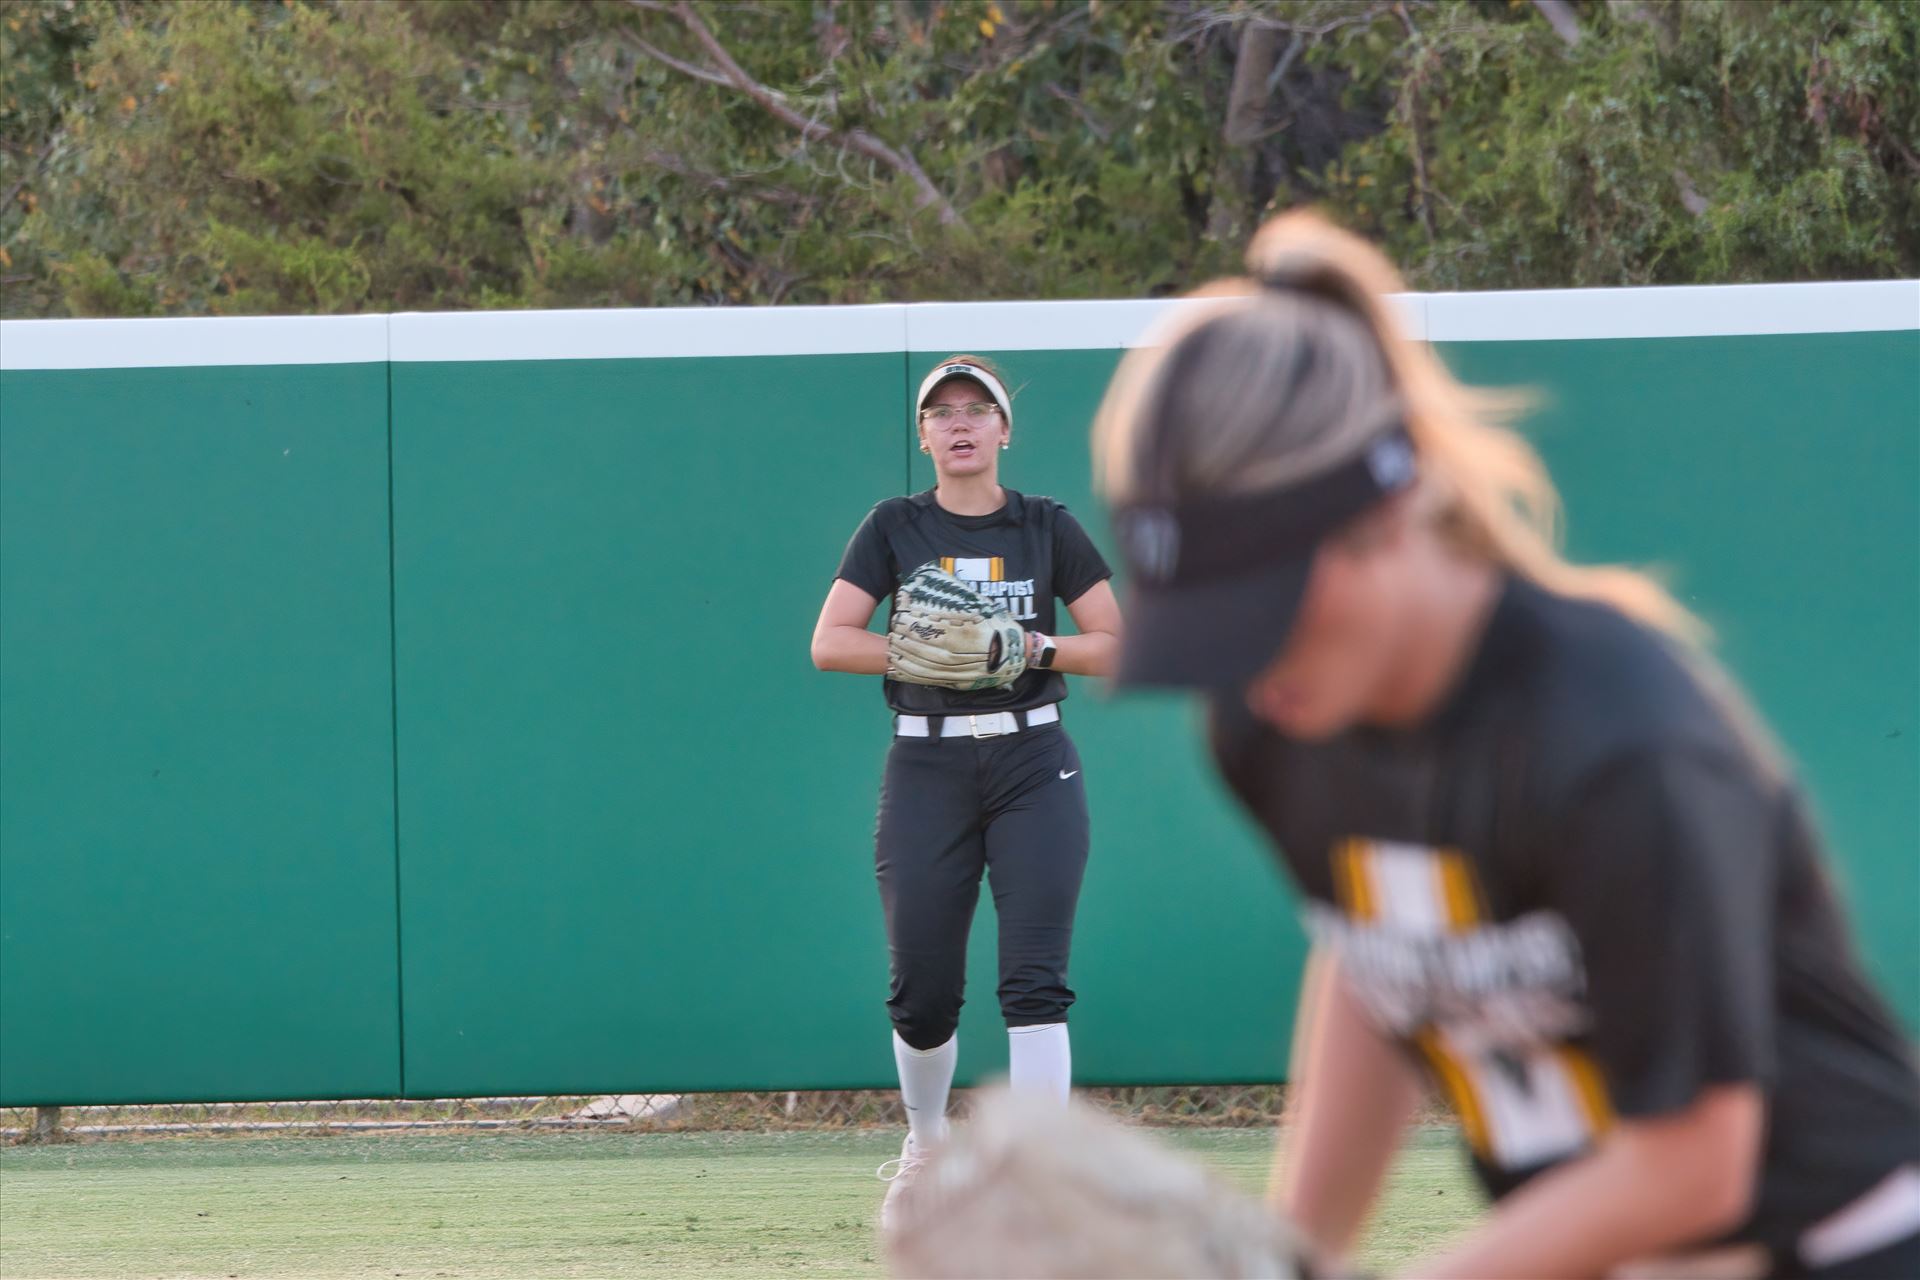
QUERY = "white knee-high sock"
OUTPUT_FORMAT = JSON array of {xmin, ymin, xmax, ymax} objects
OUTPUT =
[
  {"xmin": 893, "ymin": 1031, "xmax": 956, "ymax": 1146},
  {"xmin": 1008, "ymin": 1022, "xmax": 1071, "ymax": 1103}
]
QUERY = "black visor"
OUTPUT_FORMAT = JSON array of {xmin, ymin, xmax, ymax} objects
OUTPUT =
[{"xmin": 1113, "ymin": 426, "xmax": 1417, "ymax": 690}]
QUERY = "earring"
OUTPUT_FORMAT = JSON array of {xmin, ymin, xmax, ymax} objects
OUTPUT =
[{"xmin": 1001, "ymin": 443, "xmax": 1010, "ymax": 451}]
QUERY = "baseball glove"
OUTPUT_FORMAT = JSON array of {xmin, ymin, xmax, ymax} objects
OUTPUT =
[
  {"xmin": 888, "ymin": 563, "xmax": 1029, "ymax": 691},
  {"xmin": 883, "ymin": 1087, "xmax": 1355, "ymax": 1279}
]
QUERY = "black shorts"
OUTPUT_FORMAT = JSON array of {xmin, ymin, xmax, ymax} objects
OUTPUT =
[{"xmin": 874, "ymin": 719, "xmax": 1090, "ymax": 1050}]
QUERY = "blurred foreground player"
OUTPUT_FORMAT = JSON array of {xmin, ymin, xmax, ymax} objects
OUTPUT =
[{"xmin": 1090, "ymin": 211, "xmax": 1919, "ymax": 1278}]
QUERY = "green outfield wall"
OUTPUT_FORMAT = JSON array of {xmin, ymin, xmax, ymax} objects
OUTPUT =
[{"xmin": 2, "ymin": 283, "xmax": 1914, "ymax": 1105}]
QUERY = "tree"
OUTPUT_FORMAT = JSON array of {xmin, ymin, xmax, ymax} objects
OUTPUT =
[
  {"xmin": 2, "ymin": 0, "xmax": 1912, "ymax": 319},
  {"xmin": 1311, "ymin": 0, "xmax": 1920, "ymax": 287}
]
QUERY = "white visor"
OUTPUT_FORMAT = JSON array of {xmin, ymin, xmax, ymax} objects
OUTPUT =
[{"xmin": 916, "ymin": 362, "xmax": 1012, "ymax": 429}]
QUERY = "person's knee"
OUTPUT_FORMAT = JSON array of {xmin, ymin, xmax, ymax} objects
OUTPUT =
[
  {"xmin": 998, "ymin": 966, "xmax": 1073, "ymax": 1025},
  {"xmin": 891, "ymin": 1004, "xmax": 962, "ymax": 1051},
  {"xmin": 889, "ymin": 971, "xmax": 965, "ymax": 1050}
]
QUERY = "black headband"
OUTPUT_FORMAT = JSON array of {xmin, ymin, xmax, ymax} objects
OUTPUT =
[{"xmin": 1114, "ymin": 425, "xmax": 1417, "ymax": 587}]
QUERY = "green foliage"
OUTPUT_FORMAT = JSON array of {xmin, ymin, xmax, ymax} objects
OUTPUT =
[
  {"xmin": 1317, "ymin": 0, "xmax": 1920, "ymax": 287},
  {"xmin": 7, "ymin": 0, "xmax": 553, "ymax": 315},
  {"xmin": 2, "ymin": 0, "xmax": 1914, "ymax": 317}
]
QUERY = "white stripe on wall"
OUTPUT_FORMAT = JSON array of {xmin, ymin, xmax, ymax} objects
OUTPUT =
[
  {"xmin": 1423, "ymin": 280, "xmax": 1919, "ymax": 342},
  {"xmin": 0, "ymin": 314, "xmax": 389, "ymax": 371},
  {"xmin": 387, "ymin": 303, "xmax": 906, "ymax": 363},
  {"xmin": 909, "ymin": 298, "xmax": 1199, "ymax": 351},
  {"xmin": 905, "ymin": 294, "xmax": 1430, "ymax": 350},
  {"xmin": 3, "ymin": 281, "xmax": 1912, "ymax": 370}
]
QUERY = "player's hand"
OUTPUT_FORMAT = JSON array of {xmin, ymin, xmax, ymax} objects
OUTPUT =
[{"xmin": 887, "ymin": 563, "xmax": 1029, "ymax": 691}]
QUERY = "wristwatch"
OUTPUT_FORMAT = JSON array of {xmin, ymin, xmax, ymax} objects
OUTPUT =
[{"xmin": 1032, "ymin": 633, "xmax": 1058, "ymax": 670}]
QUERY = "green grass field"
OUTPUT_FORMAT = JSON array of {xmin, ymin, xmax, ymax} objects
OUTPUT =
[{"xmin": 0, "ymin": 1126, "xmax": 1483, "ymax": 1279}]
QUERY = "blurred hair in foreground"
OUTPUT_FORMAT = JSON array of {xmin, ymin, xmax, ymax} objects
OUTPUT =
[{"xmin": 1091, "ymin": 208, "xmax": 1702, "ymax": 644}]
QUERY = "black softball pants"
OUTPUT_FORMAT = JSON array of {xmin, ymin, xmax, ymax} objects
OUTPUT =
[{"xmin": 875, "ymin": 722, "xmax": 1091, "ymax": 1051}]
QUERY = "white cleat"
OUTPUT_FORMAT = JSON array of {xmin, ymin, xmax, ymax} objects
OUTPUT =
[{"xmin": 877, "ymin": 1132, "xmax": 935, "ymax": 1232}]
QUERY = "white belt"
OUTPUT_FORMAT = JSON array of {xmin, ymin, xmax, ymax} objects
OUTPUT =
[{"xmin": 895, "ymin": 704, "xmax": 1060, "ymax": 739}]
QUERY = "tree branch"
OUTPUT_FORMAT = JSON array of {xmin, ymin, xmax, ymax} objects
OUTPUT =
[
  {"xmin": 1171, "ymin": 3, "xmax": 1398, "ymax": 45},
  {"xmin": 1046, "ymin": 83, "xmax": 1111, "ymax": 143},
  {"xmin": 1530, "ymin": 0, "xmax": 1583, "ymax": 48},
  {"xmin": 1225, "ymin": 24, "xmax": 1281, "ymax": 146},
  {"xmin": 1, "ymin": 174, "xmax": 34, "ymax": 217},
  {"xmin": 1672, "ymin": 167, "xmax": 1709, "ymax": 217},
  {"xmin": 623, "ymin": 0, "xmax": 964, "ymax": 227},
  {"xmin": 0, "ymin": 131, "xmax": 66, "ymax": 244},
  {"xmin": 1393, "ymin": 3, "xmax": 1437, "ymax": 242},
  {"xmin": 1885, "ymin": 132, "xmax": 1920, "ymax": 177},
  {"xmin": 1607, "ymin": 0, "xmax": 1675, "ymax": 54},
  {"xmin": 816, "ymin": 0, "xmax": 850, "ymax": 69},
  {"xmin": 622, "ymin": 33, "xmax": 733, "ymax": 89},
  {"xmin": 642, "ymin": 149, "xmax": 820, "ymax": 209}
]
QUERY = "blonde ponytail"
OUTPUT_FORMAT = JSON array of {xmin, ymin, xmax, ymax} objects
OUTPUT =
[{"xmin": 1097, "ymin": 209, "xmax": 1705, "ymax": 643}]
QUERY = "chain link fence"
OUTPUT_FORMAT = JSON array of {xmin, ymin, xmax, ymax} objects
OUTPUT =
[{"xmin": 4, "ymin": 1086, "xmax": 1295, "ymax": 1143}]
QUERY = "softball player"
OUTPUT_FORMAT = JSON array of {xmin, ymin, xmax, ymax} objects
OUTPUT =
[
  {"xmin": 810, "ymin": 355, "xmax": 1121, "ymax": 1225},
  {"xmin": 1092, "ymin": 212, "xmax": 1920, "ymax": 1278}
]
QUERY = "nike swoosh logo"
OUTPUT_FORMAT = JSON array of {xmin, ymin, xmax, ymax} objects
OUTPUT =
[{"xmin": 1059, "ymin": 769, "xmax": 1079, "ymax": 780}]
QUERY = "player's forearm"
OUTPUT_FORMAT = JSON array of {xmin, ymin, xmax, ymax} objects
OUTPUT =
[
  {"xmin": 1047, "ymin": 630, "xmax": 1117, "ymax": 677},
  {"xmin": 1406, "ymin": 1084, "xmax": 1763, "ymax": 1279},
  {"xmin": 1272, "ymin": 948, "xmax": 1421, "ymax": 1258},
  {"xmin": 810, "ymin": 625, "xmax": 890, "ymax": 675}
]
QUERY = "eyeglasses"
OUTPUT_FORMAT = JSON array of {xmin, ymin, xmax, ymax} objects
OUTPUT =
[{"xmin": 918, "ymin": 402, "xmax": 1002, "ymax": 424}]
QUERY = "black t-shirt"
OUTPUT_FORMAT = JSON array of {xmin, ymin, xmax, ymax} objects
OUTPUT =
[
  {"xmin": 1207, "ymin": 575, "xmax": 1920, "ymax": 1253},
  {"xmin": 835, "ymin": 488, "xmax": 1112, "ymax": 715}
]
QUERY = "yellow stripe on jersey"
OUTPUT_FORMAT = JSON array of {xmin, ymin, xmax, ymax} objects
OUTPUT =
[
  {"xmin": 940, "ymin": 557, "xmax": 956, "ymax": 575},
  {"xmin": 1334, "ymin": 840, "xmax": 1376, "ymax": 922},
  {"xmin": 1558, "ymin": 1046, "xmax": 1615, "ymax": 1138},
  {"xmin": 1434, "ymin": 850, "xmax": 1484, "ymax": 932},
  {"xmin": 991, "ymin": 556, "xmax": 1005, "ymax": 582},
  {"xmin": 1416, "ymin": 1030, "xmax": 1491, "ymax": 1158}
]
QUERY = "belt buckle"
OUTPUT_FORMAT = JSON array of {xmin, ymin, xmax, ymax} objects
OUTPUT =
[{"xmin": 969, "ymin": 713, "xmax": 1007, "ymax": 739}]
